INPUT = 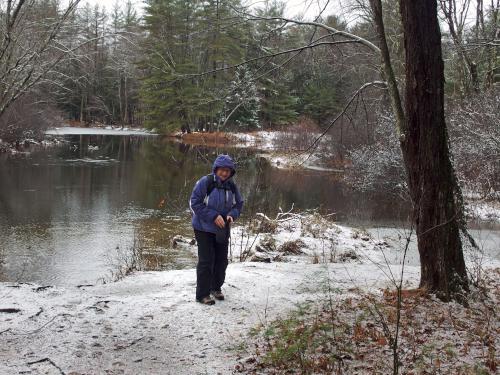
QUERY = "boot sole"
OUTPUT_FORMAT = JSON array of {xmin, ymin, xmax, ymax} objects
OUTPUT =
[
  {"xmin": 196, "ymin": 298, "xmax": 215, "ymax": 305},
  {"xmin": 211, "ymin": 293, "xmax": 224, "ymax": 301}
]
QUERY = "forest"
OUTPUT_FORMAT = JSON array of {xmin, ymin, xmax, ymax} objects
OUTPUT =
[
  {"xmin": 0, "ymin": 0, "xmax": 499, "ymax": 374},
  {"xmin": 0, "ymin": 0, "xmax": 498, "ymax": 197},
  {"xmin": 0, "ymin": 0, "xmax": 495, "ymax": 134}
]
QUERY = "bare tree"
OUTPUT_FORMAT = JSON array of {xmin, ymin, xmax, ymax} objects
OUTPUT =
[{"xmin": 0, "ymin": 0, "xmax": 81, "ymax": 120}]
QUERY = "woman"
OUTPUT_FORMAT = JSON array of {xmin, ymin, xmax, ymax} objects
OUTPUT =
[{"xmin": 189, "ymin": 154, "xmax": 244, "ymax": 305}]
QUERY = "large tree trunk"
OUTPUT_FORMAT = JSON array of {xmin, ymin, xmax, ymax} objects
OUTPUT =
[
  {"xmin": 399, "ymin": 0, "xmax": 468, "ymax": 300},
  {"xmin": 123, "ymin": 76, "xmax": 128, "ymax": 124}
]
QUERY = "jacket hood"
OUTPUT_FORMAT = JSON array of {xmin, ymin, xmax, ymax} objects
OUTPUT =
[{"xmin": 212, "ymin": 154, "xmax": 236, "ymax": 177}]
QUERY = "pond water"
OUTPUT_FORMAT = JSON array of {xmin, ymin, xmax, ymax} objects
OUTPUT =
[{"xmin": 0, "ymin": 132, "xmax": 496, "ymax": 285}]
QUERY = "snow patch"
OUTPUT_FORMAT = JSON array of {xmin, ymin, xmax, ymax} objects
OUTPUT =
[
  {"xmin": 0, "ymin": 262, "xmax": 419, "ymax": 374},
  {"xmin": 45, "ymin": 127, "xmax": 157, "ymax": 136},
  {"xmin": 1, "ymin": 212, "xmax": 498, "ymax": 373},
  {"xmin": 466, "ymin": 199, "xmax": 500, "ymax": 222}
]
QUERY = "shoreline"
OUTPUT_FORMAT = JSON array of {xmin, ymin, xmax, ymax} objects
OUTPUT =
[
  {"xmin": 2, "ymin": 212, "xmax": 498, "ymax": 373},
  {"xmin": 1, "ymin": 212, "xmax": 499, "ymax": 373},
  {"xmin": 2, "ymin": 128, "xmax": 499, "ymax": 224}
]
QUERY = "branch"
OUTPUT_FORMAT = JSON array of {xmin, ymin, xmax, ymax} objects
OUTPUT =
[
  {"xmin": 301, "ymin": 80, "xmax": 387, "ymax": 155},
  {"xmin": 27, "ymin": 358, "xmax": 65, "ymax": 375},
  {"xmin": 235, "ymin": 9, "xmax": 381, "ymax": 53},
  {"xmin": 184, "ymin": 40, "xmax": 365, "ymax": 78}
]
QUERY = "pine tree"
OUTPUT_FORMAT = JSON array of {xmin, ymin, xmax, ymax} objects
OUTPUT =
[
  {"xmin": 223, "ymin": 66, "xmax": 260, "ymax": 130},
  {"xmin": 301, "ymin": 77, "xmax": 340, "ymax": 128},
  {"xmin": 253, "ymin": 1, "xmax": 298, "ymax": 128},
  {"xmin": 140, "ymin": 0, "xmax": 249, "ymax": 134},
  {"xmin": 260, "ymin": 75, "xmax": 297, "ymax": 128},
  {"xmin": 140, "ymin": 0, "xmax": 197, "ymax": 132}
]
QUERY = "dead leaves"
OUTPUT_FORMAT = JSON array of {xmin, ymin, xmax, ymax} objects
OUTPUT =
[{"xmin": 245, "ymin": 269, "xmax": 500, "ymax": 374}]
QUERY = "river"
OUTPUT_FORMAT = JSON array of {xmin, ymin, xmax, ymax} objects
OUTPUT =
[{"xmin": 0, "ymin": 130, "xmax": 497, "ymax": 285}]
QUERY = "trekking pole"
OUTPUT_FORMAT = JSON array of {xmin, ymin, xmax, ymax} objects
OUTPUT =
[{"xmin": 228, "ymin": 220, "xmax": 232, "ymax": 261}]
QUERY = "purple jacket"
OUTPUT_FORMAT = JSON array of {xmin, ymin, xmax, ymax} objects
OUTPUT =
[{"xmin": 189, "ymin": 155, "xmax": 244, "ymax": 234}]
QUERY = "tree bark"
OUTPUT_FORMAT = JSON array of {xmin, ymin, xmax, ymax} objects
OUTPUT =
[
  {"xmin": 118, "ymin": 75, "xmax": 123, "ymax": 123},
  {"xmin": 123, "ymin": 76, "xmax": 128, "ymax": 124},
  {"xmin": 399, "ymin": 0, "xmax": 468, "ymax": 300}
]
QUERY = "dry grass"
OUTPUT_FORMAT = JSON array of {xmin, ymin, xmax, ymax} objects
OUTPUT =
[
  {"xmin": 278, "ymin": 239, "xmax": 306, "ymax": 255},
  {"xmin": 176, "ymin": 131, "xmax": 235, "ymax": 147}
]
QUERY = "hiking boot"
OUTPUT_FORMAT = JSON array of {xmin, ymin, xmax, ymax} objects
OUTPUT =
[
  {"xmin": 196, "ymin": 296, "xmax": 215, "ymax": 305},
  {"xmin": 211, "ymin": 290, "xmax": 224, "ymax": 300}
]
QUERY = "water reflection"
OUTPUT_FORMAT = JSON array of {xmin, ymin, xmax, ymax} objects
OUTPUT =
[{"xmin": 0, "ymin": 134, "xmax": 412, "ymax": 285}]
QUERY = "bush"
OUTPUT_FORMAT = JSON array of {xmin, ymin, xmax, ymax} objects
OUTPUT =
[
  {"xmin": 448, "ymin": 89, "xmax": 500, "ymax": 199},
  {"xmin": 0, "ymin": 93, "xmax": 61, "ymax": 144},
  {"xmin": 345, "ymin": 90, "xmax": 500, "ymax": 199}
]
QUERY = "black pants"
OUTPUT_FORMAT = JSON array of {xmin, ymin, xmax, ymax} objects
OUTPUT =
[{"xmin": 194, "ymin": 230, "xmax": 229, "ymax": 300}]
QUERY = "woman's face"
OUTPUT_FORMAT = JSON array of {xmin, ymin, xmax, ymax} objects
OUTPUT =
[{"xmin": 216, "ymin": 167, "xmax": 231, "ymax": 181}]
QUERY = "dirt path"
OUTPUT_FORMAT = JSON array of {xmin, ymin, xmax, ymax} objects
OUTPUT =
[{"xmin": 0, "ymin": 262, "xmax": 420, "ymax": 374}]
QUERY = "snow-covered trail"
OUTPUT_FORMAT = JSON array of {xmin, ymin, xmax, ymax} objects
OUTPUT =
[{"xmin": 0, "ymin": 262, "xmax": 420, "ymax": 374}]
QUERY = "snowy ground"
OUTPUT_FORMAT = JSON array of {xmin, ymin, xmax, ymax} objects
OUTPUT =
[
  {"xmin": 230, "ymin": 131, "xmax": 338, "ymax": 172},
  {"xmin": 45, "ymin": 127, "xmax": 157, "ymax": 136},
  {"xmin": 1, "ymin": 213, "xmax": 498, "ymax": 374},
  {"xmin": 0, "ymin": 262, "xmax": 420, "ymax": 375},
  {"xmin": 466, "ymin": 198, "xmax": 500, "ymax": 223}
]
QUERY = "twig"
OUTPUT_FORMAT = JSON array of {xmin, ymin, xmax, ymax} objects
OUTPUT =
[
  {"xmin": 29, "ymin": 308, "xmax": 43, "ymax": 319},
  {"xmin": 27, "ymin": 357, "xmax": 65, "ymax": 375}
]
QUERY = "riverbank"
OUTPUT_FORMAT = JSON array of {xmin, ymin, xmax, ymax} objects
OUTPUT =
[
  {"xmin": 46, "ymin": 126, "xmax": 156, "ymax": 136},
  {"xmin": 0, "ymin": 137, "xmax": 66, "ymax": 155},
  {"xmin": 0, "ymin": 124, "xmax": 155, "ymax": 155},
  {"xmin": 175, "ymin": 129, "xmax": 342, "ymax": 172},
  {"xmin": 243, "ymin": 268, "xmax": 499, "ymax": 374},
  {"xmin": 1, "ymin": 213, "xmax": 499, "ymax": 374}
]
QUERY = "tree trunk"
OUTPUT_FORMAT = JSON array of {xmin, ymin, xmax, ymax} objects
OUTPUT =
[
  {"xmin": 123, "ymin": 76, "xmax": 128, "ymax": 124},
  {"xmin": 118, "ymin": 75, "xmax": 122, "ymax": 124},
  {"xmin": 399, "ymin": 0, "xmax": 468, "ymax": 301},
  {"xmin": 80, "ymin": 93, "xmax": 85, "ymax": 123}
]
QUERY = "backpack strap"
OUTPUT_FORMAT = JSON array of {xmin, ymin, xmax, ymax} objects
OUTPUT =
[
  {"xmin": 206, "ymin": 173, "xmax": 236, "ymax": 196},
  {"xmin": 206, "ymin": 174, "xmax": 217, "ymax": 196},
  {"xmin": 226, "ymin": 179, "xmax": 237, "ymax": 195}
]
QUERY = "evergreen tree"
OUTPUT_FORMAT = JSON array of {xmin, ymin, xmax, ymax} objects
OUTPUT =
[
  {"xmin": 301, "ymin": 75, "xmax": 341, "ymax": 128},
  {"xmin": 253, "ymin": 1, "xmax": 298, "ymax": 128},
  {"xmin": 140, "ymin": 0, "xmax": 249, "ymax": 133},
  {"xmin": 259, "ymin": 75, "xmax": 298, "ymax": 128},
  {"xmin": 140, "ymin": 0, "xmax": 197, "ymax": 132},
  {"xmin": 223, "ymin": 66, "xmax": 260, "ymax": 130}
]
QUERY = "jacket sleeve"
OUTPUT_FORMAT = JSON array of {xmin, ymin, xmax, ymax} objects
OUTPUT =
[
  {"xmin": 228, "ymin": 183, "xmax": 244, "ymax": 220},
  {"xmin": 190, "ymin": 176, "xmax": 219, "ymax": 222}
]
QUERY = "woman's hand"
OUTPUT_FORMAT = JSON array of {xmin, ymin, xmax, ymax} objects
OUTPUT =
[
  {"xmin": 214, "ymin": 215, "xmax": 225, "ymax": 228},
  {"xmin": 226, "ymin": 216, "xmax": 234, "ymax": 224}
]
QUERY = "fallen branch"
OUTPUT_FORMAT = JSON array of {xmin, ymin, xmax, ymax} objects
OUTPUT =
[
  {"xmin": 114, "ymin": 336, "xmax": 146, "ymax": 350},
  {"xmin": 33, "ymin": 285, "xmax": 52, "ymax": 292},
  {"xmin": 29, "ymin": 308, "xmax": 44, "ymax": 319},
  {"xmin": 27, "ymin": 357, "xmax": 65, "ymax": 375},
  {"xmin": 0, "ymin": 308, "xmax": 21, "ymax": 313}
]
